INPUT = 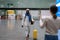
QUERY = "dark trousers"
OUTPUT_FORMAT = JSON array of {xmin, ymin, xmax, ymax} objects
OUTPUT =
[{"xmin": 45, "ymin": 35, "xmax": 58, "ymax": 40}]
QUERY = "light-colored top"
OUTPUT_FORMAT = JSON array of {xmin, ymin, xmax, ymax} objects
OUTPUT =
[
  {"xmin": 22, "ymin": 14, "xmax": 31, "ymax": 26},
  {"xmin": 40, "ymin": 17, "xmax": 60, "ymax": 35}
]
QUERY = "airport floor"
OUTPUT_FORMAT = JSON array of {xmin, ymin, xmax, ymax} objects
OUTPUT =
[{"xmin": 0, "ymin": 20, "xmax": 45, "ymax": 40}]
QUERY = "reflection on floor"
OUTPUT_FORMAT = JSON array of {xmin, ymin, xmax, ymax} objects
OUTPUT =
[{"xmin": 0, "ymin": 20, "xmax": 45, "ymax": 40}]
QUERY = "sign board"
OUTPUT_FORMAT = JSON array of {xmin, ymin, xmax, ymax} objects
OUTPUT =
[{"xmin": 7, "ymin": 10, "xmax": 15, "ymax": 14}]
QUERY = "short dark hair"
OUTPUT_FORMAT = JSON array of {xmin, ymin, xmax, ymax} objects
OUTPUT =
[{"xmin": 50, "ymin": 5, "xmax": 58, "ymax": 14}]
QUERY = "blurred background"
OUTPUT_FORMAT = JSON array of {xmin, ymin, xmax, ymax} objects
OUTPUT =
[
  {"xmin": 0, "ymin": 0, "xmax": 55, "ymax": 20},
  {"xmin": 0, "ymin": 0, "xmax": 56, "ymax": 40}
]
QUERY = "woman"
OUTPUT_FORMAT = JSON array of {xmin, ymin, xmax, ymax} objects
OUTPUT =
[
  {"xmin": 22, "ymin": 9, "xmax": 33, "ymax": 40},
  {"xmin": 40, "ymin": 5, "xmax": 60, "ymax": 40}
]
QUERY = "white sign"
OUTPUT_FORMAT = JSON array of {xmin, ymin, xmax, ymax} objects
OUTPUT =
[{"xmin": 8, "ymin": 14, "xmax": 15, "ymax": 20}]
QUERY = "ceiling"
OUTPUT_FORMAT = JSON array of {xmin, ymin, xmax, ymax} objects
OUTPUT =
[{"xmin": 0, "ymin": 0, "xmax": 55, "ymax": 8}]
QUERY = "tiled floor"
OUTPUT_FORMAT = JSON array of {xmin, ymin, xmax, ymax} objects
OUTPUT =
[{"xmin": 0, "ymin": 20, "xmax": 45, "ymax": 40}]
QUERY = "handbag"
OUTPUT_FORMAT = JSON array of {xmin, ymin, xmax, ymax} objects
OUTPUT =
[{"xmin": 31, "ymin": 19, "xmax": 34, "ymax": 25}]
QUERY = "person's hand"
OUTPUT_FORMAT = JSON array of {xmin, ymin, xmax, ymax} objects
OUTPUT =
[{"xmin": 22, "ymin": 25, "xmax": 23, "ymax": 28}]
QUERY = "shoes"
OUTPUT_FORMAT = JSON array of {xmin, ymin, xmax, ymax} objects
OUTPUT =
[
  {"xmin": 27, "ymin": 34, "xmax": 29, "ymax": 38},
  {"xmin": 22, "ymin": 25, "xmax": 23, "ymax": 28},
  {"xmin": 26, "ymin": 34, "xmax": 29, "ymax": 40}
]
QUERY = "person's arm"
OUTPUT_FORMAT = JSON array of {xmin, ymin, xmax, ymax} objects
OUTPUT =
[
  {"xmin": 40, "ymin": 19, "xmax": 47, "ymax": 28},
  {"xmin": 22, "ymin": 14, "xmax": 26, "ymax": 27}
]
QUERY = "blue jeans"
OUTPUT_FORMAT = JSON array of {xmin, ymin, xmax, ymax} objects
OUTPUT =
[{"xmin": 45, "ymin": 35, "xmax": 58, "ymax": 40}]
